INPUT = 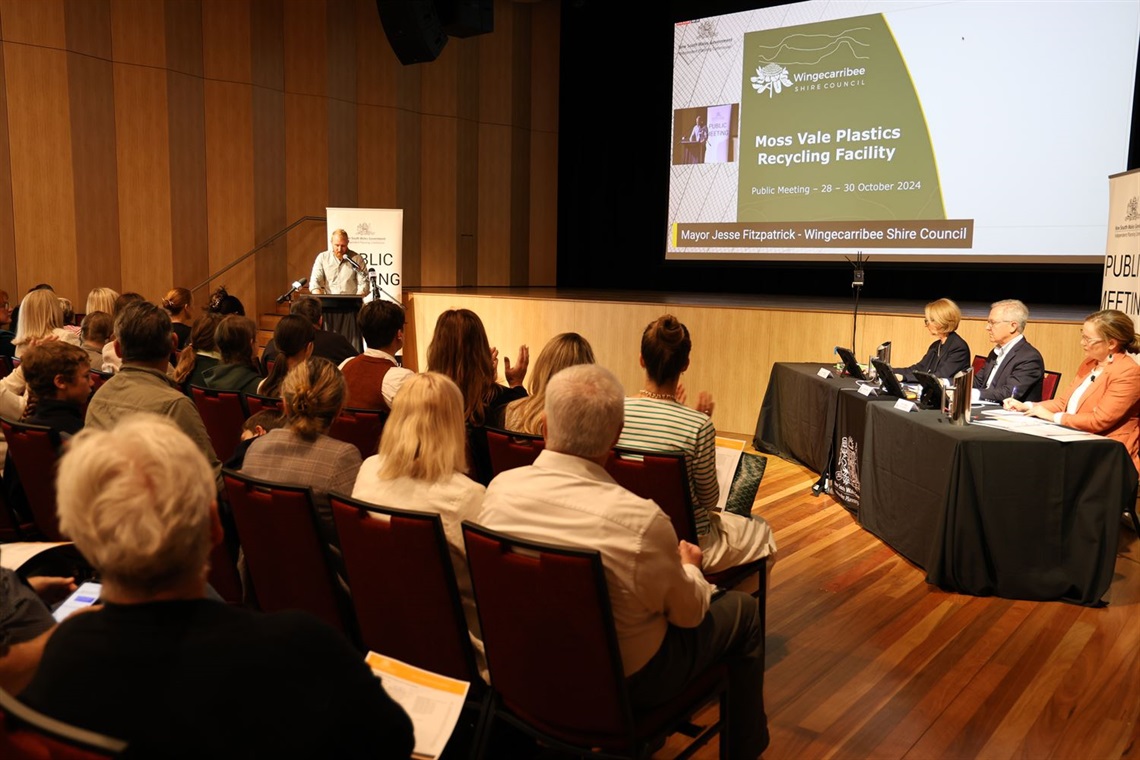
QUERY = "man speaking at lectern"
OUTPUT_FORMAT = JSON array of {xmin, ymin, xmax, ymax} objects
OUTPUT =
[{"xmin": 309, "ymin": 229, "xmax": 369, "ymax": 296}]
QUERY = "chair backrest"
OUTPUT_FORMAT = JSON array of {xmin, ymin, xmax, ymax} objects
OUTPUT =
[
  {"xmin": 971, "ymin": 354, "xmax": 987, "ymax": 375},
  {"xmin": 1042, "ymin": 370, "xmax": 1062, "ymax": 401},
  {"xmin": 0, "ymin": 355, "xmax": 12, "ymax": 380},
  {"xmin": 328, "ymin": 407, "xmax": 387, "ymax": 458},
  {"xmin": 0, "ymin": 417, "xmax": 65, "ymax": 541},
  {"xmin": 462, "ymin": 522, "xmax": 635, "ymax": 748},
  {"xmin": 0, "ymin": 685, "xmax": 127, "ymax": 758},
  {"xmin": 242, "ymin": 393, "xmax": 283, "ymax": 416},
  {"xmin": 88, "ymin": 369, "xmax": 112, "ymax": 396},
  {"xmin": 330, "ymin": 493, "xmax": 477, "ymax": 681},
  {"xmin": 484, "ymin": 427, "xmax": 545, "ymax": 479},
  {"xmin": 605, "ymin": 447, "xmax": 697, "ymax": 545},
  {"xmin": 189, "ymin": 386, "xmax": 248, "ymax": 462},
  {"xmin": 222, "ymin": 469, "xmax": 350, "ymax": 635}
]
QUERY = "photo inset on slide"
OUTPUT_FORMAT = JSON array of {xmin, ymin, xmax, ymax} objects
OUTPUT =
[{"xmin": 672, "ymin": 104, "xmax": 740, "ymax": 165}]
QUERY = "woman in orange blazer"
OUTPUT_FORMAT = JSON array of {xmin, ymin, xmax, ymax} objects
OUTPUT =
[{"xmin": 1005, "ymin": 309, "xmax": 1140, "ymax": 473}]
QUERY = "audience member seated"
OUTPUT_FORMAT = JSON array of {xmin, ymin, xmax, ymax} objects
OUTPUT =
[
  {"xmin": 617, "ymin": 315, "xmax": 776, "ymax": 575},
  {"xmin": 0, "ymin": 289, "xmax": 13, "ymax": 357},
  {"xmin": 973, "ymin": 298, "xmax": 1044, "ymax": 403},
  {"xmin": 12, "ymin": 289, "xmax": 82, "ymax": 359},
  {"xmin": 100, "ymin": 292, "xmax": 145, "ymax": 373},
  {"xmin": 503, "ymin": 332, "xmax": 594, "ymax": 436},
  {"xmin": 352, "ymin": 372, "xmax": 486, "ymax": 676},
  {"xmin": 258, "ymin": 315, "xmax": 314, "ymax": 397},
  {"xmin": 21, "ymin": 342, "xmax": 92, "ymax": 439},
  {"xmin": 1006, "ymin": 309, "xmax": 1140, "ymax": 472},
  {"xmin": 79, "ymin": 311, "xmax": 113, "ymax": 368},
  {"xmin": 171, "ymin": 313, "xmax": 223, "ymax": 391},
  {"xmin": 86, "ymin": 301, "xmax": 222, "ymax": 489},
  {"xmin": 8, "ymin": 284, "xmax": 54, "ymax": 337},
  {"xmin": 225, "ymin": 409, "xmax": 286, "ymax": 470},
  {"xmin": 161, "ymin": 287, "xmax": 195, "ymax": 351},
  {"xmin": 481, "ymin": 364, "xmax": 769, "ymax": 757},
  {"xmin": 262, "ymin": 295, "xmax": 358, "ymax": 371},
  {"xmin": 57, "ymin": 297, "xmax": 81, "ymax": 337},
  {"xmin": 241, "ymin": 358, "xmax": 362, "ymax": 545},
  {"xmin": 427, "ymin": 308, "xmax": 528, "ymax": 428},
  {"xmin": 19, "ymin": 415, "xmax": 414, "ymax": 756},
  {"xmin": 0, "ymin": 556, "xmax": 76, "ymax": 695},
  {"xmin": 341, "ymin": 300, "xmax": 413, "ymax": 411},
  {"xmin": 84, "ymin": 287, "xmax": 118, "ymax": 318},
  {"xmin": 201, "ymin": 315, "xmax": 263, "ymax": 395},
  {"xmin": 900, "ymin": 297, "xmax": 971, "ymax": 382},
  {"xmin": 205, "ymin": 285, "xmax": 245, "ymax": 316}
]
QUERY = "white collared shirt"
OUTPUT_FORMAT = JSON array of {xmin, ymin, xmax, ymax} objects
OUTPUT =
[
  {"xmin": 985, "ymin": 334, "xmax": 1024, "ymax": 388},
  {"xmin": 338, "ymin": 348, "xmax": 414, "ymax": 406}
]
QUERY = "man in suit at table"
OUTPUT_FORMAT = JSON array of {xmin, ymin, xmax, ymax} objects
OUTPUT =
[{"xmin": 973, "ymin": 299, "xmax": 1044, "ymax": 403}]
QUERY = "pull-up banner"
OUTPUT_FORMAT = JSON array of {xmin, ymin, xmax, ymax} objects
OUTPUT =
[
  {"xmin": 326, "ymin": 207, "xmax": 404, "ymax": 305},
  {"xmin": 1103, "ymin": 169, "xmax": 1140, "ymax": 319}
]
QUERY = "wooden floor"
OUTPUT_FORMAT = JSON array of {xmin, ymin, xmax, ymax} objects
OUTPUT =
[{"xmin": 658, "ymin": 455, "xmax": 1140, "ymax": 760}]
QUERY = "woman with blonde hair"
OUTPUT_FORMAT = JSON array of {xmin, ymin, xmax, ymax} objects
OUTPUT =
[
  {"xmin": 901, "ymin": 297, "xmax": 971, "ymax": 381},
  {"xmin": 1006, "ymin": 309, "xmax": 1140, "ymax": 472},
  {"xmin": 352, "ymin": 372, "xmax": 486, "ymax": 676},
  {"xmin": 503, "ymin": 332, "xmax": 595, "ymax": 435},
  {"xmin": 85, "ymin": 287, "xmax": 119, "ymax": 318},
  {"xmin": 618, "ymin": 314, "xmax": 776, "ymax": 575},
  {"xmin": 242, "ymin": 358, "xmax": 360, "ymax": 542},
  {"xmin": 161, "ymin": 287, "xmax": 194, "ymax": 350},
  {"xmin": 12, "ymin": 290, "xmax": 81, "ymax": 358}
]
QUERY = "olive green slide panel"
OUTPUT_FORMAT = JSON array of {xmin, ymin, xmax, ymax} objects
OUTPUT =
[{"xmin": 737, "ymin": 14, "xmax": 948, "ymax": 227}]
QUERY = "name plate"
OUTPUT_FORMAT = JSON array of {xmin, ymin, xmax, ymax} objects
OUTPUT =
[
  {"xmin": 893, "ymin": 398, "xmax": 918, "ymax": 412},
  {"xmin": 817, "ymin": 367, "xmax": 833, "ymax": 379},
  {"xmin": 858, "ymin": 383, "xmax": 877, "ymax": 397}
]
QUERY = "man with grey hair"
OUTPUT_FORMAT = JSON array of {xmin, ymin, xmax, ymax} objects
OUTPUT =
[
  {"xmin": 973, "ymin": 298, "xmax": 1044, "ymax": 402},
  {"xmin": 20, "ymin": 414, "xmax": 414, "ymax": 757},
  {"xmin": 480, "ymin": 364, "xmax": 768, "ymax": 758},
  {"xmin": 85, "ymin": 301, "xmax": 223, "ymax": 489}
]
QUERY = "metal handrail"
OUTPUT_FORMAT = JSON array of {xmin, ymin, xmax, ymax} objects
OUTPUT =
[{"xmin": 188, "ymin": 215, "xmax": 326, "ymax": 295}]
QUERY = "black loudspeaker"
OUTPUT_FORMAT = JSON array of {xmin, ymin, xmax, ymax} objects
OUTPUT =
[
  {"xmin": 436, "ymin": 0, "xmax": 493, "ymax": 38},
  {"xmin": 376, "ymin": 0, "xmax": 449, "ymax": 65}
]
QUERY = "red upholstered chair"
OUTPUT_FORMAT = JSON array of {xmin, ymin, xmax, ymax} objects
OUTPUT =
[
  {"xmin": 189, "ymin": 386, "xmax": 248, "ymax": 462},
  {"xmin": 328, "ymin": 407, "xmax": 387, "ymax": 458},
  {"xmin": 1042, "ymin": 370, "xmax": 1062, "ymax": 402},
  {"xmin": 242, "ymin": 393, "xmax": 283, "ymax": 416},
  {"xmin": 484, "ymin": 427, "xmax": 545, "ymax": 478},
  {"xmin": 0, "ymin": 417, "xmax": 65, "ymax": 541},
  {"xmin": 0, "ymin": 685, "xmax": 127, "ymax": 758},
  {"xmin": 222, "ymin": 470, "xmax": 354, "ymax": 639},
  {"xmin": 330, "ymin": 494, "xmax": 490, "ymax": 750},
  {"xmin": 462, "ymin": 523, "xmax": 728, "ymax": 759},
  {"xmin": 971, "ymin": 354, "xmax": 987, "ymax": 375},
  {"xmin": 87, "ymin": 369, "xmax": 112, "ymax": 397},
  {"xmin": 606, "ymin": 447, "xmax": 765, "ymax": 596}
]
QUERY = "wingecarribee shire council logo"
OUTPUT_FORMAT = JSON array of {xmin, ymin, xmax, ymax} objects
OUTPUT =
[
  {"xmin": 750, "ymin": 24, "xmax": 872, "ymax": 100},
  {"xmin": 751, "ymin": 63, "xmax": 793, "ymax": 97}
]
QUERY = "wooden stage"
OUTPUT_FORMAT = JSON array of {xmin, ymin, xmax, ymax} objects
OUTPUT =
[{"xmin": 403, "ymin": 288, "xmax": 1092, "ymax": 436}]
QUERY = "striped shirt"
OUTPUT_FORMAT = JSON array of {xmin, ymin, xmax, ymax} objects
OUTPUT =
[{"xmin": 617, "ymin": 397, "xmax": 716, "ymax": 537}]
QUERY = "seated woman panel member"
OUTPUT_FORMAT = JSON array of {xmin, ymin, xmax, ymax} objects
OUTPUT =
[
  {"xmin": 1005, "ymin": 309, "xmax": 1140, "ymax": 472},
  {"xmin": 503, "ymin": 332, "xmax": 595, "ymax": 436},
  {"xmin": 900, "ymin": 298, "xmax": 971, "ymax": 382},
  {"xmin": 617, "ymin": 314, "xmax": 776, "ymax": 574},
  {"xmin": 352, "ymin": 372, "xmax": 488, "ymax": 678}
]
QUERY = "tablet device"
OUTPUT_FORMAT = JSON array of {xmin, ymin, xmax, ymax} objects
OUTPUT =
[
  {"xmin": 52, "ymin": 581, "xmax": 102, "ymax": 622},
  {"xmin": 871, "ymin": 358, "xmax": 908, "ymax": 399},
  {"xmin": 834, "ymin": 346, "xmax": 867, "ymax": 381},
  {"xmin": 913, "ymin": 371, "xmax": 946, "ymax": 410}
]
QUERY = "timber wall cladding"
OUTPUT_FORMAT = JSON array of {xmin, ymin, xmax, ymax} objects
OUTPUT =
[{"xmin": 0, "ymin": 0, "xmax": 558, "ymax": 313}]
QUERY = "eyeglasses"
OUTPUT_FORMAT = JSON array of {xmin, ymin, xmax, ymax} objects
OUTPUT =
[
  {"xmin": 984, "ymin": 319, "xmax": 1008, "ymax": 327},
  {"xmin": 1079, "ymin": 335, "xmax": 1103, "ymax": 345}
]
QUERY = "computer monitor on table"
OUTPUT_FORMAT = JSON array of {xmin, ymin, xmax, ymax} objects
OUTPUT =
[
  {"xmin": 871, "ymin": 358, "xmax": 908, "ymax": 400},
  {"xmin": 834, "ymin": 346, "xmax": 867, "ymax": 381},
  {"xmin": 913, "ymin": 371, "xmax": 946, "ymax": 410}
]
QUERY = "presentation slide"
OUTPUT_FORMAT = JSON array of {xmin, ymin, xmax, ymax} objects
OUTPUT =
[{"xmin": 667, "ymin": 1, "xmax": 1140, "ymax": 263}]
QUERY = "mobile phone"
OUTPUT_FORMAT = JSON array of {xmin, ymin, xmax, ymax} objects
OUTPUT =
[{"xmin": 52, "ymin": 581, "xmax": 102, "ymax": 622}]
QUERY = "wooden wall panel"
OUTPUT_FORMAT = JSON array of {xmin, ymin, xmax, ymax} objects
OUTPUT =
[
  {"xmin": 202, "ymin": 0, "xmax": 251, "ymax": 84},
  {"xmin": 0, "ymin": 0, "xmax": 66, "ymax": 48},
  {"xmin": 113, "ymin": 64, "xmax": 173, "ymax": 301},
  {"xmin": 204, "ymin": 80, "xmax": 256, "ymax": 307},
  {"xmin": 110, "ymin": 0, "xmax": 165, "ymax": 68},
  {"xmin": 283, "ymin": 0, "xmax": 325, "ymax": 97},
  {"xmin": 252, "ymin": 0, "xmax": 287, "ymax": 313},
  {"xmin": 284, "ymin": 93, "xmax": 329, "ymax": 281},
  {"xmin": 357, "ymin": 104, "xmax": 397, "ymax": 209},
  {"xmin": 420, "ymin": 115, "xmax": 457, "ymax": 285},
  {"xmin": 479, "ymin": 1, "xmax": 512, "ymax": 126},
  {"xmin": 0, "ymin": 38, "xmax": 19, "ymax": 295},
  {"xmin": 5, "ymin": 44, "xmax": 79, "ymax": 301},
  {"xmin": 354, "ymin": 0, "xmax": 395, "ymax": 108},
  {"xmin": 396, "ymin": 68, "xmax": 422, "ymax": 286},
  {"xmin": 529, "ymin": 130, "xmax": 557, "ymax": 285},
  {"xmin": 456, "ymin": 41, "xmax": 478, "ymax": 287},
  {"xmin": 477, "ymin": 125, "xmax": 511, "ymax": 284},
  {"xmin": 529, "ymin": 0, "xmax": 559, "ymax": 134}
]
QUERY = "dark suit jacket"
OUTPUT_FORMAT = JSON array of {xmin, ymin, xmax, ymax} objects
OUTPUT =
[
  {"xmin": 973, "ymin": 337, "xmax": 1044, "ymax": 402},
  {"xmin": 261, "ymin": 328, "xmax": 359, "ymax": 373},
  {"xmin": 901, "ymin": 331, "xmax": 971, "ymax": 382}
]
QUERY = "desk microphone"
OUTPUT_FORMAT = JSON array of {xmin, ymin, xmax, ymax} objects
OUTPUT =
[{"xmin": 276, "ymin": 277, "xmax": 308, "ymax": 304}]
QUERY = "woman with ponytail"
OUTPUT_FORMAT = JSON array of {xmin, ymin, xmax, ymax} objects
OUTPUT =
[
  {"xmin": 172, "ymin": 313, "xmax": 222, "ymax": 390},
  {"xmin": 1006, "ymin": 309, "xmax": 1140, "ymax": 472},
  {"xmin": 241, "ymin": 357, "xmax": 361, "ymax": 543},
  {"xmin": 161, "ymin": 287, "xmax": 194, "ymax": 350}
]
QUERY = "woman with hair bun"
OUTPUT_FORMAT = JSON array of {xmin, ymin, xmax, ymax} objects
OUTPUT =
[
  {"xmin": 503, "ymin": 332, "xmax": 594, "ymax": 436},
  {"xmin": 617, "ymin": 314, "xmax": 776, "ymax": 574},
  {"xmin": 1006, "ymin": 308, "xmax": 1140, "ymax": 472},
  {"xmin": 241, "ymin": 357, "xmax": 361, "ymax": 543},
  {"xmin": 161, "ymin": 287, "xmax": 194, "ymax": 351}
]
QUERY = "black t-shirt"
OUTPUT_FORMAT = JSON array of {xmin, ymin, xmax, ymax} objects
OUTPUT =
[{"xmin": 21, "ymin": 599, "xmax": 414, "ymax": 758}]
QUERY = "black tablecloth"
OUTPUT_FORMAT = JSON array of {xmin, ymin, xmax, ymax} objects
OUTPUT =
[
  {"xmin": 859, "ymin": 403, "xmax": 1135, "ymax": 605},
  {"xmin": 753, "ymin": 362, "xmax": 855, "ymax": 472}
]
